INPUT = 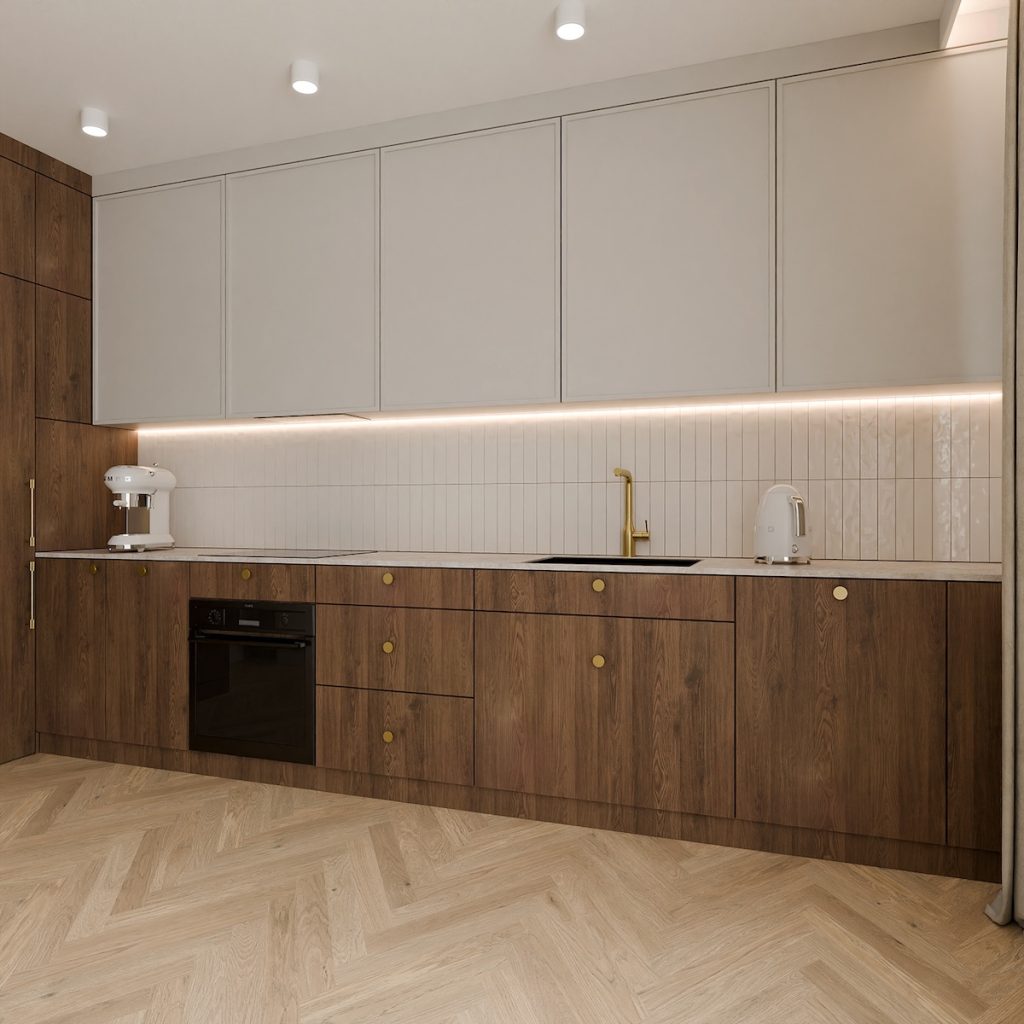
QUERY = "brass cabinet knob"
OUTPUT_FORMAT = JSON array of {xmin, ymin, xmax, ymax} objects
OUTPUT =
[
  {"xmin": 89, "ymin": 564, "xmax": 98, "ymax": 575},
  {"xmin": 382, "ymin": 571, "xmax": 395, "ymax": 586},
  {"xmin": 382, "ymin": 730, "xmax": 395, "ymax": 744},
  {"xmin": 833, "ymin": 585, "xmax": 849, "ymax": 602},
  {"xmin": 592, "ymin": 654, "xmax": 606, "ymax": 669},
  {"xmin": 382, "ymin": 640, "xmax": 395, "ymax": 654},
  {"xmin": 592, "ymin": 578, "xmax": 606, "ymax": 593},
  {"xmin": 137, "ymin": 566, "xmax": 148, "ymax": 577},
  {"xmin": 241, "ymin": 567, "xmax": 253, "ymax": 581}
]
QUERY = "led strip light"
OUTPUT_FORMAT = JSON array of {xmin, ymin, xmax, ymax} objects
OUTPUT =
[{"xmin": 136, "ymin": 391, "xmax": 1003, "ymax": 439}]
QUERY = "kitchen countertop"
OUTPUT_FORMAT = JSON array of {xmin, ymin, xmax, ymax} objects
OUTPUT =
[{"xmin": 34, "ymin": 548, "xmax": 1002, "ymax": 582}]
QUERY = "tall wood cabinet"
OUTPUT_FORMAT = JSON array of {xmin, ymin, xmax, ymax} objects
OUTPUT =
[
  {"xmin": 35, "ymin": 558, "xmax": 189, "ymax": 749},
  {"xmin": 0, "ymin": 134, "xmax": 138, "ymax": 765},
  {"xmin": 0, "ymin": 273, "xmax": 36, "ymax": 762}
]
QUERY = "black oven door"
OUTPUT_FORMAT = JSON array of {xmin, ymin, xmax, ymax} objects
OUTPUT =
[{"xmin": 190, "ymin": 630, "xmax": 315, "ymax": 765}]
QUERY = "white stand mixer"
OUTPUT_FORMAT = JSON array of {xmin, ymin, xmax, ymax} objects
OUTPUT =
[{"xmin": 104, "ymin": 465, "xmax": 177, "ymax": 551}]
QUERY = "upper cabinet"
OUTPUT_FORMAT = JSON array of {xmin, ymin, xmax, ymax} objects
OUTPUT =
[
  {"xmin": 226, "ymin": 153, "xmax": 378, "ymax": 417},
  {"xmin": 778, "ymin": 46, "xmax": 1006, "ymax": 390},
  {"xmin": 94, "ymin": 179, "xmax": 224, "ymax": 424},
  {"xmin": 88, "ymin": 45, "xmax": 1006, "ymax": 421},
  {"xmin": 380, "ymin": 121, "xmax": 560, "ymax": 410},
  {"xmin": 562, "ymin": 85, "xmax": 773, "ymax": 402}
]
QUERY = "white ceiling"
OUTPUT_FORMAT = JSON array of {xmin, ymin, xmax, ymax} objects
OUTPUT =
[{"xmin": 0, "ymin": 0, "xmax": 945, "ymax": 177}]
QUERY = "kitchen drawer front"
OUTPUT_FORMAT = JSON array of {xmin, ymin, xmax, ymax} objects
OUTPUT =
[
  {"xmin": 317, "ymin": 605, "xmax": 473, "ymax": 697},
  {"xmin": 189, "ymin": 562, "xmax": 315, "ymax": 603},
  {"xmin": 317, "ymin": 686, "xmax": 473, "ymax": 785},
  {"xmin": 316, "ymin": 565, "xmax": 473, "ymax": 609},
  {"xmin": 475, "ymin": 569, "xmax": 733, "ymax": 621}
]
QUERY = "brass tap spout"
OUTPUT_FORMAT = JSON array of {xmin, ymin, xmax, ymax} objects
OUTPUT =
[{"xmin": 613, "ymin": 468, "xmax": 650, "ymax": 558}]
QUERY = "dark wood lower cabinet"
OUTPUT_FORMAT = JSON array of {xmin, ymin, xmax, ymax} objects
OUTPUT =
[
  {"xmin": 35, "ymin": 558, "xmax": 189, "ymax": 750},
  {"xmin": 736, "ymin": 577, "xmax": 947, "ymax": 845},
  {"xmin": 35, "ymin": 559, "xmax": 106, "ymax": 740},
  {"xmin": 31, "ymin": 560, "xmax": 1004, "ymax": 881},
  {"xmin": 104, "ymin": 561, "xmax": 189, "ymax": 749},
  {"xmin": 475, "ymin": 611, "xmax": 735, "ymax": 817},
  {"xmin": 948, "ymin": 581, "xmax": 1003, "ymax": 852},
  {"xmin": 317, "ymin": 686, "xmax": 473, "ymax": 785}
]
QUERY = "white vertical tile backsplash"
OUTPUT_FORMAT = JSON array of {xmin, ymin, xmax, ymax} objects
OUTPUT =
[{"xmin": 140, "ymin": 395, "xmax": 1002, "ymax": 562}]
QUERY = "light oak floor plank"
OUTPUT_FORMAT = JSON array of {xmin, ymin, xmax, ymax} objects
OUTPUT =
[{"xmin": 0, "ymin": 754, "xmax": 1021, "ymax": 1024}]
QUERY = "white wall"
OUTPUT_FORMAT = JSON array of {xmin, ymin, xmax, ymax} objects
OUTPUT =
[{"xmin": 140, "ymin": 393, "xmax": 1002, "ymax": 562}]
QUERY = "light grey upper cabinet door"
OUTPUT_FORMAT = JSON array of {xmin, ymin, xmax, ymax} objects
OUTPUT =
[
  {"xmin": 779, "ymin": 46, "xmax": 1006, "ymax": 390},
  {"xmin": 94, "ymin": 179, "xmax": 224, "ymax": 424},
  {"xmin": 381, "ymin": 121, "xmax": 560, "ymax": 410},
  {"xmin": 226, "ymin": 153, "xmax": 378, "ymax": 417},
  {"xmin": 562, "ymin": 85, "xmax": 773, "ymax": 402}
]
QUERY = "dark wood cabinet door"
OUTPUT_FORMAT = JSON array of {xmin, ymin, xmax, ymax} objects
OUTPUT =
[
  {"xmin": 36, "ymin": 285, "xmax": 91, "ymax": 422},
  {"xmin": 736, "ymin": 577, "xmax": 946, "ymax": 845},
  {"xmin": 35, "ymin": 419, "xmax": 137, "ymax": 550},
  {"xmin": 35, "ymin": 175, "xmax": 90, "ymax": 298},
  {"xmin": 317, "ymin": 686, "xmax": 473, "ymax": 785},
  {"xmin": 948, "ymin": 582, "xmax": 1002, "ymax": 852},
  {"xmin": 0, "ymin": 156, "xmax": 34, "ymax": 280},
  {"xmin": 35, "ymin": 559, "xmax": 105, "ymax": 741},
  {"xmin": 104, "ymin": 561, "xmax": 189, "ymax": 749},
  {"xmin": 476, "ymin": 612, "xmax": 734, "ymax": 816},
  {"xmin": 0, "ymin": 275, "xmax": 35, "ymax": 762}
]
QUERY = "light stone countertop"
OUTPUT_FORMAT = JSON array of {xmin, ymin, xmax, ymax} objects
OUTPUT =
[{"xmin": 34, "ymin": 547, "xmax": 1002, "ymax": 582}]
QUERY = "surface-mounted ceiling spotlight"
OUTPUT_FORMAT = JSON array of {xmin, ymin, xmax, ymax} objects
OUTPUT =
[
  {"xmin": 555, "ymin": 0, "xmax": 586, "ymax": 41},
  {"xmin": 290, "ymin": 59, "xmax": 319, "ymax": 95},
  {"xmin": 80, "ymin": 107, "xmax": 108, "ymax": 138}
]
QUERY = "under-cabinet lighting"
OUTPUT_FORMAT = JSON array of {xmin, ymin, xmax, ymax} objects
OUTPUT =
[{"xmin": 135, "ymin": 391, "xmax": 1002, "ymax": 438}]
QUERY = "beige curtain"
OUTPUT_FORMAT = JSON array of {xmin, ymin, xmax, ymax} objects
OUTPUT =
[{"xmin": 989, "ymin": 0, "xmax": 1024, "ymax": 929}]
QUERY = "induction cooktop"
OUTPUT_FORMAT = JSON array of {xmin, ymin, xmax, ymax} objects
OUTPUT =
[{"xmin": 194, "ymin": 548, "xmax": 374, "ymax": 559}]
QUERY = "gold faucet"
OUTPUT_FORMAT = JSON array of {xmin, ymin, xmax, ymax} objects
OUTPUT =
[{"xmin": 613, "ymin": 468, "xmax": 650, "ymax": 557}]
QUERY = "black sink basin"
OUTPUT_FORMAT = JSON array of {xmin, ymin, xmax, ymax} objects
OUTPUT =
[{"xmin": 532, "ymin": 555, "xmax": 702, "ymax": 568}]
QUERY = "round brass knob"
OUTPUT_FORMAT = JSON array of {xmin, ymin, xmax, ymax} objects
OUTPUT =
[
  {"xmin": 137, "ymin": 566, "xmax": 148, "ymax": 577},
  {"xmin": 833, "ymin": 585, "xmax": 849, "ymax": 602},
  {"xmin": 382, "ymin": 730, "xmax": 395, "ymax": 744},
  {"xmin": 592, "ymin": 578, "xmax": 606, "ymax": 593},
  {"xmin": 241, "ymin": 567, "xmax": 253, "ymax": 581},
  {"xmin": 89, "ymin": 564, "xmax": 98, "ymax": 575},
  {"xmin": 382, "ymin": 572, "xmax": 395, "ymax": 586},
  {"xmin": 382, "ymin": 640, "xmax": 395, "ymax": 654},
  {"xmin": 592, "ymin": 654, "xmax": 606, "ymax": 669}
]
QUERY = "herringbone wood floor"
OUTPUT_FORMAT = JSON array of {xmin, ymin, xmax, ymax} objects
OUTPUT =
[{"xmin": 0, "ymin": 755, "xmax": 1022, "ymax": 1024}]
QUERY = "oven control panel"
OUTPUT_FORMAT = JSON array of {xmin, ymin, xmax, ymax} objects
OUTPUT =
[{"xmin": 189, "ymin": 600, "xmax": 314, "ymax": 637}]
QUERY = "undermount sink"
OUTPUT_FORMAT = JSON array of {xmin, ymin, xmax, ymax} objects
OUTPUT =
[{"xmin": 532, "ymin": 555, "xmax": 702, "ymax": 568}]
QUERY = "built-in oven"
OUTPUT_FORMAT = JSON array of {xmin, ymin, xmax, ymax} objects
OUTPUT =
[{"xmin": 189, "ymin": 599, "xmax": 316, "ymax": 765}]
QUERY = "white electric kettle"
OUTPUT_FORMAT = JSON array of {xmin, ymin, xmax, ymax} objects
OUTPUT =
[{"xmin": 754, "ymin": 484, "xmax": 811, "ymax": 564}]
